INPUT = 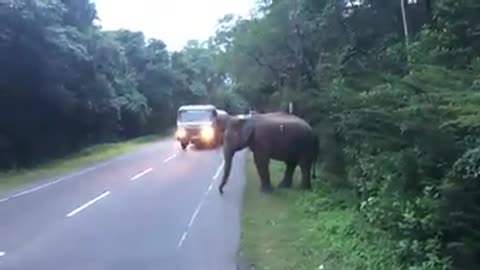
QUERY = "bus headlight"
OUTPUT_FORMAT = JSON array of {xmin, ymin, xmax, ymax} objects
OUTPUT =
[
  {"xmin": 176, "ymin": 128, "xmax": 186, "ymax": 138},
  {"xmin": 200, "ymin": 126, "xmax": 214, "ymax": 141}
]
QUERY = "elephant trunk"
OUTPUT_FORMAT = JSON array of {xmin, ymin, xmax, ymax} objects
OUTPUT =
[{"xmin": 219, "ymin": 147, "xmax": 234, "ymax": 194}]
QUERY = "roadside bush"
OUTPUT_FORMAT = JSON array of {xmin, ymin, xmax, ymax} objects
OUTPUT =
[
  {"xmin": 322, "ymin": 67, "xmax": 478, "ymax": 269},
  {"xmin": 217, "ymin": 0, "xmax": 480, "ymax": 269},
  {"xmin": 438, "ymin": 147, "xmax": 480, "ymax": 269}
]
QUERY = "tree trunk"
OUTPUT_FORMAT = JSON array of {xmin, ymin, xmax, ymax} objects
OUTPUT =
[{"xmin": 425, "ymin": 0, "xmax": 433, "ymax": 21}]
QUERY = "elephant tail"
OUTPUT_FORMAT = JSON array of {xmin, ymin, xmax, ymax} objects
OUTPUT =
[{"xmin": 312, "ymin": 134, "xmax": 319, "ymax": 179}]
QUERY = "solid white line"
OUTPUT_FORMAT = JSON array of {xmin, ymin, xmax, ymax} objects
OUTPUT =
[
  {"xmin": 10, "ymin": 178, "xmax": 64, "ymax": 199},
  {"xmin": 66, "ymin": 191, "xmax": 110, "ymax": 218},
  {"xmin": 130, "ymin": 168, "xmax": 153, "ymax": 181},
  {"xmin": 0, "ymin": 251, "xmax": 5, "ymax": 257},
  {"xmin": 162, "ymin": 153, "xmax": 177, "ymax": 163},
  {"xmin": 177, "ymin": 160, "xmax": 225, "ymax": 248}
]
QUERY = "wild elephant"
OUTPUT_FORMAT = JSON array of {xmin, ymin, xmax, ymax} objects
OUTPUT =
[
  {"xmin": 214, "ymin": 109, "xmax": 230, "ymax": 145},
  {"xmin": 219, "ymin": 112, "xmax": 319, "ymax": 194}
]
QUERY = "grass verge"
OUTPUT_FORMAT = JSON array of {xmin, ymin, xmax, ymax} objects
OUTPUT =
[
  {"xmin": 0, "ymin": 134, "xmax": 164, "ymax": 192},
  {"xmin": 239, "ymin": 153, "xmax": 403, "ymax": 270}
]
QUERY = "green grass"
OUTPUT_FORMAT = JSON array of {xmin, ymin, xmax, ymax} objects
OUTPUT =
[
  {"xmin": 239, "ymin": 152, "xmax": 403, "ymax": 270},
  {"xmin": 0, "ymin": 134, "xmax": 164, "ymax": 192}
]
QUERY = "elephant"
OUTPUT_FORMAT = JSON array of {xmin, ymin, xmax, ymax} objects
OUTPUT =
[
  {"xmin": 218, "ymin": 112, "xmax": 319, "ymax": 194},
  {"xmin": 214, "ymin": 109, "xmax": 231, "ymax": 145}
]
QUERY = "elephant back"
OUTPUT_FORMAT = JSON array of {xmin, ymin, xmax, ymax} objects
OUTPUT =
[{"xmin": 259, "ymin": 112, "xmax": 313, "ymax": 130}]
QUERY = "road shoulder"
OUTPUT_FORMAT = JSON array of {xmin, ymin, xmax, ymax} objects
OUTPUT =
[{"xmin": 238, "ymin": 156, "xmax": 403, "ymax": 270}]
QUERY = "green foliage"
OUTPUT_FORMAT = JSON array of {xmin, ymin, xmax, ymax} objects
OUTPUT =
[
  {"xmin": 241, "ymin": 157, "xmax": 403, "ymax": 270},
  {"xmin": 3, "ymin": 0, "xmax": 480, "ymax": 268},
  {"xmin": 216, "ymin": 0, "xmax": 480, "ymax": 269},
  {"xmin": 0, "ymin": 0, "xmax": 230, "ymax": 168},
  {"xmin": 439, "ymin": 147, "xmax": 480, "ymax": 269}
]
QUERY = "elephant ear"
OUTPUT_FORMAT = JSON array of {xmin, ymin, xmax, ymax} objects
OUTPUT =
[{"xmin": 239, "ymin": 117, "xmax": 255, "ymax": 145}]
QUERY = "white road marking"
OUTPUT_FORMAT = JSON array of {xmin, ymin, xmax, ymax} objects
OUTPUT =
[
  {"xmin": 188, "ymin": 201, "xmax": 204, "ymax": 228},
  {"xmin": 0, "ymin": 156, "xmax": 124, "ymax": 204},
  {"xmin": 0, "ymin": 144, "xmax": 173, "ymax": 204},
  {"xmin": 177, "ymin": 160, "xmax": 225, "ymax": 248},
  {"xmin": 130, "ymin": 168, "xmax": 153, "ymax": 181},
  {"xmin": 177, "ymin": 232, "xmax": 188, "ymax": 248},
  {"xmin": 207, "ymin": 183, "xmax": 214, "ymax": 192},
  {"xmin": 162, "ymin": 153, "xmax": 177, "ymax": 163},
  {"xmin": 66, "ymin": 191, "xmax": 110, "ymax": 218},
  {"xmin": 0, "ymin": 251, "xmax": 5, "ymax": 257},
  {"xmin": 213, "ymin": 160, "xmax": 225, "ymax": 180}
]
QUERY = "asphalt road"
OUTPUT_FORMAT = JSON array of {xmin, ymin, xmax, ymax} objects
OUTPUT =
[{"xmin": 0, "ymin": 139, "xmax": 247, "ymax": 270}]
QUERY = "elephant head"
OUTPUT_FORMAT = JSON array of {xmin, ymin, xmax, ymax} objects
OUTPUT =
[{"xmin": 218, "ymin": 116, "xmax": 255, "ymax": 194}]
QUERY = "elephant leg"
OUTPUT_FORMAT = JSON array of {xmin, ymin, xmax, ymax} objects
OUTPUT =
[
  {"xmin": 253, "ymin": 152, "xmax": 273, "ymax": 193},
  {"xmin": 299, "ymin": 160, "xmax": 312, "ymax": 190},
  {"xmin": 279, "ymin": 162, "xmax": 296, "ymax": 188}
]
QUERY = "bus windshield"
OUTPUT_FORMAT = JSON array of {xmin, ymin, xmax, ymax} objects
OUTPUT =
[{"xmin": 178, "ymin": 110, "xmax": 213, "ymax": 123}]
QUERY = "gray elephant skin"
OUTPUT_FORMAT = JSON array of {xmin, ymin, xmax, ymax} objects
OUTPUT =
[
  {"xmin": 219, "ymin": 112, "xmax": 319, "ymax": 194},
  {"xmin": 214, "ymin": 110, "xmax": 231, "ymax": 145}
]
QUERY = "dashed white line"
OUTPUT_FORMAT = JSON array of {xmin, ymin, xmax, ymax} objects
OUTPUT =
[
  {"xmin": 0, "ymin": 148, "xmax": 177, "ymax": 204},
  {"xmin": 162, "ymin": 153, "xmax": 177, "ymax": 163},
  {"xmin": 130, "ymin": 168, "xmax": 153, "ymax": 181},
  {"xmin": 66, "ymin": 191, "xmax": 110, "ymax": 218},
  {"xmin": 0, "ymin": 157, "xmax": 121, "ymax": 204},
  {"xmin": 0, "ymin": 251, "xmax": 5, "ymax": 257},
  {"xmin": 0, "ymin": 149, "xmax": 175, "ymax": 204},
  {"xmin": 177, "ymin": 160, "xmax": 225, "ymax": 248}
]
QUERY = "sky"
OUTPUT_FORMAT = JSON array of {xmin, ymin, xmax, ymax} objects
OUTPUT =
[{"xmin": 94, "ymin": 0, "xmax": 257, "ymax": 51}]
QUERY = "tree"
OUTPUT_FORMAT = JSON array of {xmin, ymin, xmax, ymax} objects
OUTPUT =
[
  {"xmin": 0, "ymin": 0, "xmax": 228, "ymax": 167},
  {"xmin": 213, "ymin": 0, "xmax": 480, "ymax": 269}
]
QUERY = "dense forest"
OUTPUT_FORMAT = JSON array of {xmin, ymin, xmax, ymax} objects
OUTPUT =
[
  {"xmin": 1, "ymin": 0, "xmax": 480, "ymax": 269},
  {"xmin": 217, "ymin": 0, "xmax": 479, "ymax": 269},
  {"xmin": 0, "ymin": 0, "xmax": 248, "ymax": 168}
]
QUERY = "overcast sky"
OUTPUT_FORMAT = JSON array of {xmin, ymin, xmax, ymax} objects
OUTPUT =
[{"xmin": 94, "ymin": 0, "xmax": 256, "ymax": 51}]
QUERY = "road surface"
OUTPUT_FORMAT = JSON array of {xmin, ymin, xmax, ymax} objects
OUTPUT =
[{"xmin": 0, "ymin": 139, "xmax": 247, "ymax": 270}]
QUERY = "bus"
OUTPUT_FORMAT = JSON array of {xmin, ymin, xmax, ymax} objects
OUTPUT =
[{"xmin": 175, "ymin": 104, "xmax": 229, "ymax": 150}]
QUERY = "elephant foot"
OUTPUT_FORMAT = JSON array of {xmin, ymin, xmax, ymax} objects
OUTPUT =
[
  {"xmin": 278, "ymin": 180, "xmax": 292, "ymax": 188},
  {"xmin": 260, "ymin": 185, "xmax": 274, "ymax": 193},
  {"xmin": 301, "ymin": 182, "xmax": 312, "ymax": 190}
]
